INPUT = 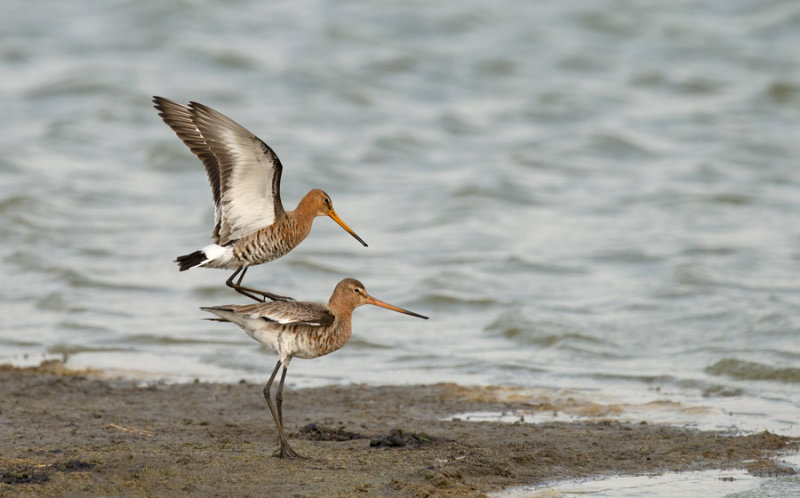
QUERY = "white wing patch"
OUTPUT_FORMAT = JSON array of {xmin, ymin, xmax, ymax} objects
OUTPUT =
[
  {"xmin": 220, "ymin": 130, "xmax": 276, "ymax": 241},
  {"xmin": 278, "ymin": 318, "xmax": 321, "ymax": 326},
  {"xmin": 188, "ymin": 102, "xmax": 284, "ymax": 245}
]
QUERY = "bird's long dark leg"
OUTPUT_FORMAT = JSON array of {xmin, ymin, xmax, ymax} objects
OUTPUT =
[
  {"xmin": 226, "ymin": 267, "xmax": 294, "ymax": 303},
  {"xmin": 263, "ymin": 360, "xmax": 301, "ymax": 459},
  {"xmin": 274, "ymin": 363, "xmax": 302, "ymax": 458},
  {"xmin": 276, "ymin": 364, "xmax": 289, "ymax": 428},
  {"xmin": 226, "ymin": 267, "xmax": 293, "ymax": 302}
]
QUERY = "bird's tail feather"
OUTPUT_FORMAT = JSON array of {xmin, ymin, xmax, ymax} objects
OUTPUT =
[
  {"xmin": 174, "ymin": 250, "xmax": 206, "ymax": 271},
  {"xmin": 200, "ymin": 306, "xmax": 237, "ymax": 323}
]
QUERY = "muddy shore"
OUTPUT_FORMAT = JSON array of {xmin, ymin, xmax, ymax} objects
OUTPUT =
[{"xmin": 1, "ymin": 361, "xmax": 797, "ymax": 497}]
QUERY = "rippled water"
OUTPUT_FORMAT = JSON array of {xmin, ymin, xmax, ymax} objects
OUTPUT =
[
  {"xmin": 495, "ymin": 459, "xmax": 800, "ymax": 498},
  {"xmin": 2, "ymin": 0, "xmax": 800, "ymax": 461}
]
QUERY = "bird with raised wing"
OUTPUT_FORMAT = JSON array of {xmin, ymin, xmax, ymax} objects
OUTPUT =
[
  {"xmin": 202, "ymin": 278, "xmax": 428, "ymax": 458},
  {"xmin": 153, "ymin": 97, "xmax": 368, "ymax": 302}
]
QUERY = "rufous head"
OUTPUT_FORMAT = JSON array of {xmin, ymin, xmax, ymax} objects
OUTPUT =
[
  {"xmin": 306, "ymin": 189, "xmax": 367, "ymax": 247},
  {"xmin": 331, "ymin": 278, "xmax": 428, "ymax": 319}
]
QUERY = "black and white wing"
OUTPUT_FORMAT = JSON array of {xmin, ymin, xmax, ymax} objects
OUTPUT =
[
  {"xmin": 153, "ymin": 97, "xmax": 286, "ymax": 245},
  {"xmin": 189, "ymin": 101, "xmax": 286, "ymax": 245},
  {"xmin": 153, "ymin": 96, "xmax": 225, "ymax": 242}
]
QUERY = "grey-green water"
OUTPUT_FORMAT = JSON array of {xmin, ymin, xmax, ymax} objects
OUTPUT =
[{"xmin": 2, "ymin": 2, "xmax": 800, "ymax": 484}]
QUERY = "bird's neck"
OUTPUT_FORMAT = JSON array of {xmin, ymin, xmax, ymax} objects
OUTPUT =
[
  {"xmin": 328, "ymin": 299, "xmax": 354, "ymax": 323},
  {"xmin": 324, "ymin": 304, "xmax": 353, "ymax": 353},
  {"xmin": 286, "ymin": 192, "xmax": 319, "ymax": 236}
]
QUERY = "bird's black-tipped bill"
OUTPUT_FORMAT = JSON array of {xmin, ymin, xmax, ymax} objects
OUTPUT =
[
  {"xmin": 366, "ymin": 296, "xmax": 429, "ymax": 320},
  {"xmin": 328, "ymin": 209, "xmax": 368, "ymax": 247}
]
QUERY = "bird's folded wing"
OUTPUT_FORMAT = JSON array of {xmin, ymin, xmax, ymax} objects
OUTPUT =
[{"xmin": 245, "ymin": 301, "xmax": 335, "ymax": 327}]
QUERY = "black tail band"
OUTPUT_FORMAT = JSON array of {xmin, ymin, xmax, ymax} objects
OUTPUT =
[{"xmin": 174, "ymin": 250, "xmax": 205, "ymax": 271}]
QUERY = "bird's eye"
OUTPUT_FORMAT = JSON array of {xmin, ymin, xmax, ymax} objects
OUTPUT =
[
  {"xmin": 324, "ymin": 198, "xmax": 331, "ymax": 206},
  {"xmin": 354, "ymin": 288, "xmax": 361, "ymax": 294}
]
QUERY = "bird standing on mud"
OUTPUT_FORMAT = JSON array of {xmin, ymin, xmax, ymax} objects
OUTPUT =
[
  {"xmin": 153, "ymin": 97, "xmax": 368, "ymax": 302},
  {"xmin": 202, "ymin": 278, "xmax": 428, "ymax": 458}
]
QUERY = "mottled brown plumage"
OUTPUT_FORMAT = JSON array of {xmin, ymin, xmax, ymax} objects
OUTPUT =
[
  {"xmin": 153, "ymin": 97, "xmax": 367, "ymax": 302},
  {"xmin": 202, "ymin": 278, "xmax": 428, "ymax": 458}
]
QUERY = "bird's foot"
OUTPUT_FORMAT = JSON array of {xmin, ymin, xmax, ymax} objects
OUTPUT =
[
  {"xmin": 273, "ymin": 441, "xmax": 304, "ymax": 459},
  {"xmin": 231, "ymin": 283, "xmax": 295, "ymax": 303},
  {"xmin": 260, "ymin": 291, "xmax": 295, "ymax": 302}
]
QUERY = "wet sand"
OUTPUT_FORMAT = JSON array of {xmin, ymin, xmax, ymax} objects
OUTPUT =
[{"xmin": 1, "ymin": 361, "xmax": 797, "ymax": 497}]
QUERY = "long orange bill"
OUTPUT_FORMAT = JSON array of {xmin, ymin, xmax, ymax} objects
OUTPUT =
[
  {"xmin": 328, "ymin": 209, "xmax": 368, "ymax": 247},
  {"xmin": 365, "ymin": 295, "xmax": 429, "ymax": 320}
]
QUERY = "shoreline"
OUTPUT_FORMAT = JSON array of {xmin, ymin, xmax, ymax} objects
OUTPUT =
[{"xmin": 1, "ymin": 361, "xmax": 798, "ymax": 496}]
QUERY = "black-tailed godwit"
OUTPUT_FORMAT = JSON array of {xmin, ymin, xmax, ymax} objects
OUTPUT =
[
  {"xmin": 153, "ymin": 97, "xmax": 368, "ymax": 302},
  {"xmin": 202, "ymin": 278, "xmax": 428, "ymax": 458}
]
